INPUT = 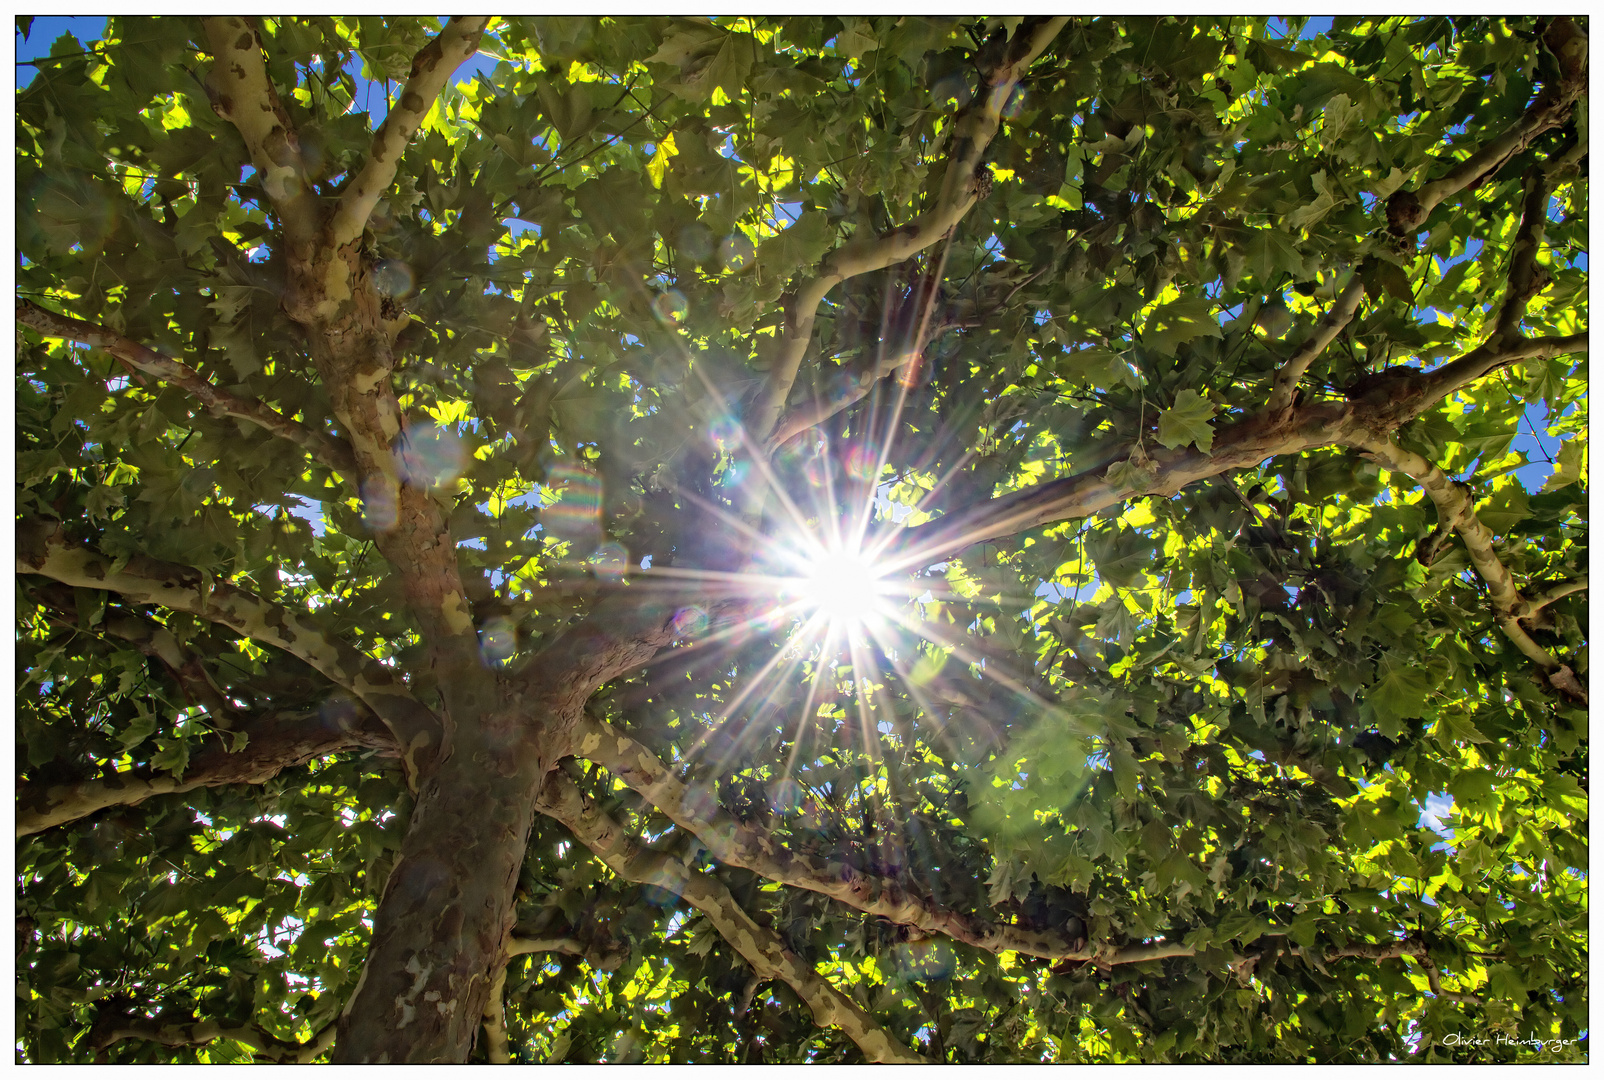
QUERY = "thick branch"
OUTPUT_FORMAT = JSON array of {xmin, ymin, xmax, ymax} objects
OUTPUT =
[
  {"xmin": 1396, "ymin": 332, "xmax": 1586, "ymax": 419},
  {"xmin": 1523, "ymin": 575, "xmax": 1588, "ymax": 617},
  {"xmin": 481, "ymin": 965, "xmax": 510, "ymax": 1065},
  {"xmin": 1354, "ymin": 436, "xmax": 1583, "ymax": 699},
  {"xmin": 202, "ymin": 17, "xmax": 320, "ymax": 245},
  {"xmin": 886, "ymin": 399, "xmax": 1367, "ymax": 571},
  {"xmin": 1265, "ymin": 273, "xmax": 1365, "ymax": 415},
  {"xmin": 748, "ymin": 17, "xmax": 1068, "ymax": 443},
  {"xmin": 886, "ymin": 328, "xmax": 1586, "ymax": 572},
  {"xmin": 16, "ymin": 520, "xmax": 439, "ymax": 752},
  {"xmin": 535, "ymin": 772, "xmax": 928, "ymax": 1064},
  {"xmin": 570, "ymin": 713, "xmax": 1083, "ymax": 960},
  {"xmin": 765, "ymin": 343, "xmax": 921, "ymax": 453},
  {"xmin": 16, "ymin": 300, "xmax": 355, "ymax": 476},
  {"xmin": 1386, "ymin": 19, "xmax": 1586, "ymax": 234},
  {"xmin": 17, "ymin": 706, "xmax": 395, "ymax": 838},
  {"xmin": 327, "ymin": 17, "xmax": 491, "ymax": 248},
  {"xmin": 507, "ymin": 933, "xmax": 627, "ymax": 969},
  {"xmin": 89, "ymin": 1005, "xmax": 335, "ymax": 1063},
  {"xmin": 1495, "ymin": 168, "xmax": 1552, "ymax": 337}
]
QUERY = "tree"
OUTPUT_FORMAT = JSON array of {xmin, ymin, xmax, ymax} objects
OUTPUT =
[{"xmin": 14, "ymin": 14, "xmax": 1589, "ymax": 1064}]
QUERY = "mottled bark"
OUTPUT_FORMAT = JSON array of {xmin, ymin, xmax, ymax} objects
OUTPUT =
[{"xmin": 331, "ymin": 708, "xmax": 547, "ymax": 1064}]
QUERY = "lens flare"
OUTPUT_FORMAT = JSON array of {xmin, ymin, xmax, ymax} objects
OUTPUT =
[
  {"xmin": 678, "ymin": 222, "xmax": 714, "ymax": 262},
  {"xmin": 542, "ymin": 462, "xmax": 603, "ymax": 545},
  {"xmin": 589, "ymin": 541, "xmax": 628, "ymax": 580},
  {"xmin": 360, "ymin": 477, "xmax": 398, "ymax": 532},
  {"xmin": 373, "ymin": 259, "xmax": 415, "ymax": 298},
  {"xmin": 797, "ymin": 544, "xmax": 887, "ymax": 630},
  {"xmin": 478, "ymin": 615, "xmax": 517, "ymax": 666},
  {"xmin": 720, "ymin": 233, "xmax": 755, "ymax": 271},
  {"xmin": 395, "ymin": 424, "xmax": 464, "ymax": 491},
  {"xmin": 652, "ymin": 289, "xmax": 688, "ymax": 325}
]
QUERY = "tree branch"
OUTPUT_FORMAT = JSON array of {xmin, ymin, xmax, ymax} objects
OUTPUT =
[
  {"xmin": 884, "ymin": 325, "xmax": 1586, "ymax": 573},
  {"xmin": 327, "ymin": 17, "xmax": 491, "ymax": 249},
  {"xmin": 1495, "ymin": 168, "xmax": 1552, "ymax": 338},
  {"xmin": 748, "ymin": 17, "xmax": 1068, "ymax": 443},
  {"xmin": 481, "ymin": 932, "xmax": 629, "ymax": 1062},
  {"xmin": 1523, "ymin": 574, "xmax": 1588, "ymax": 617},
  {"xmin": 884, "ymin": 399, "xmax": 1362, "ymax": 571},
  {"xmin": 17, "ymin": 705, "xmax": 395, "ymax": 838},
  {"xmin": 1385, "ymin": 18, "xmax": 1586, "ymax": 235},
  {"xmin": 89, "ymin": 1002, "xmax": 335, "ymax": 1063},
  {"xmin": 1388, "ymin": 332, "xmax": 1586, "ymax": 421},
  {"xmin": 571, "ymin": 713, "xmax": 1086, "ymax": 959},
  {"xmin": 1353, "ymin": 436, "xmax": 1585, "ymax": 701},
  {"xmin": 506, "ymin": 933, "xmax": 628, "ymax": 969},
  {"xmin": 28, "ymin": 581, "xmax": 235, "ymax": 717},
  {"xmin": 1265, "ymin": 273, "xmax": 1365, "ymax": 415},
  {"xmin": 16, "ymin": 300, "xmax": 356, "ymax": 476},
  {"xmin": 481, "ymin": 963, "xmax": 510, "ymax": 1064},
  {"xmin": 1418, "ymin": 953, "xmax": 1484, "ymax": 1006},
  {"xmin": 534, "ymin": 772, "xmax": 928, "ymax": 1064},
  {"xmin": 764, "ymin": 266, "xmax": 961, "ymax": 453},
  {"xmin": 201, "ymin": 17, "xmax": 321, "ymax": 245},
  {"xmin": 16, "ymin": 520, "xmax": 440, "ymax": 753}
]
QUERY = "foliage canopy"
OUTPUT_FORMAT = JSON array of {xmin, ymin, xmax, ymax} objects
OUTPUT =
[{"xmin": 15, "ymin": 14, "xmax": 1590, "ymax": 1064}]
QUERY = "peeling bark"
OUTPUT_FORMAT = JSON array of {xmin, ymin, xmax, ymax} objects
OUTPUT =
[
  {"xmin": 331, "ymin": 712, "xmax": 546, "ymax": 1064},
  {"xmin": 328, "ymin": 17, "xmax": 491, "ymax": 250},
  {"xmin": 201, "ymin": 17, "xmax": 320, "ymax": 246},
  {"xmin": 1355, "ymin": 435, "xmax": 1585, "ymax": 700}
]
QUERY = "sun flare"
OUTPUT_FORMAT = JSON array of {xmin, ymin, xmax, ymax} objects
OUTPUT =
[{"xmin": 797, "ymin": 545, "xmax": 887, "ymax": 629}]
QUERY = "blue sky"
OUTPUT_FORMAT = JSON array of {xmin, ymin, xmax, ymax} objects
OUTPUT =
[{"xmin": 17, "ymin": 16, "xmax": 105, "ymax": 89}]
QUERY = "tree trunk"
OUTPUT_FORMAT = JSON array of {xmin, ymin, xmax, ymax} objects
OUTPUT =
[
  {"xmin": 330, "ymin": 715, "xmax": 545, "ymax": 1063},
  {"xmin": 330, "ymin": 614, "xmax": 674, "ymax": 1062}
]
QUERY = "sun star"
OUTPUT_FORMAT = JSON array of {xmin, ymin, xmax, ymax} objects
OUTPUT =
[{"xmin": 798, "ymin": 545, "xmax": 887, "ymax": 630}]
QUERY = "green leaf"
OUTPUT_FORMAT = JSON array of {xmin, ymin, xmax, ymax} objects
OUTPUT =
[
  {"xmin": 117, "ymin": 706, "xmax": 159, "ymax": 751},
  {"xmin": 1367, "ymin": 656, "xmax": 1432, "ymax": 726},
  {"xmin": 1155, "ymin": 390, "xmax": 1218, "ymax": 451},
  {"xmin": 1476, "ymin": 484, "xmax": 1529, "ymax": 534},
  {"xmin": 1362, "ymin": 258, "xmax": 1414, "ymax": 303},
  {"xmin": 1541, "ymin": 436, "xmax": 1586, "ymax": 492}
]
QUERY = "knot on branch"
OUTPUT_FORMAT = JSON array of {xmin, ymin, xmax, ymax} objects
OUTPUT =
[
  {"xmin": 1544, "ymin": 16, "xmax": 1589, "ymax": 88},
  {"xmin": 972, "ymin": 162, "xmax": 994, "ymax": 202},
  {"xmin": 1548, "ymin": 664, "xmax": 1587, "ymax": 703},
  {"xmin": 1385, "ymin": 189, "xmax": 1425, "ymax": 236}
]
